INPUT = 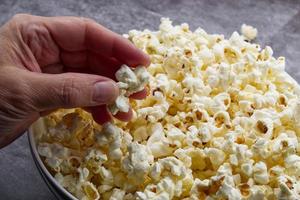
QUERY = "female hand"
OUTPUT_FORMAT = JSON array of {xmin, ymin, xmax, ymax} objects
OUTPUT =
[{"xmin": 0, "ymin": 14, "xmax": 150, "ymax": 148}]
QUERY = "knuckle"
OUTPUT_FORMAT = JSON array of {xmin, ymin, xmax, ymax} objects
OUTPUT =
[
  {"xmin": 7, "ymin": 14, "xmax": 32, "ymax": 32},
  {"xmin": 12, "ymin": 13, "xmax": 30, "ymax": 20},
  {"xmin": 11, "ymin": 14, "xmax": 32, "ymax": 25}
]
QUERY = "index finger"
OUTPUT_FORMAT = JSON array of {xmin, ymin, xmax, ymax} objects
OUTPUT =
[{"xmin": 40, "ymin": 16, "xmax": 150, "ymax": 67}]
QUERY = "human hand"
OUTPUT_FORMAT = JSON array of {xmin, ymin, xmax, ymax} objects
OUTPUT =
[{"xmin": 0, "ymin": 14, "xmax": 150, "ymax": 148}]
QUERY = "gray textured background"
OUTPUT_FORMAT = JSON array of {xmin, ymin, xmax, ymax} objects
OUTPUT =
[{"xmin": 0, "ymin": 0, "xmax": 299, "ymax": 199}]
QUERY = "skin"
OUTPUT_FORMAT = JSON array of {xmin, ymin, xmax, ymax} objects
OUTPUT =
[{"xmin": 0, "ymin": 14, "xmax": 150, "ymax": 148}]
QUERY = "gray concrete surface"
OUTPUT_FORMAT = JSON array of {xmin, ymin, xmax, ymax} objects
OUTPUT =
[{"xmin": 0, "ymin": 0, "xmax": 299, "ymax": 199}]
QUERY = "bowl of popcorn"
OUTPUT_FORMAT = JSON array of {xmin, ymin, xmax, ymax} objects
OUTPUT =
[{"xmin": 28, "ymin": 18, "xmax": 300, "ymax": 200}]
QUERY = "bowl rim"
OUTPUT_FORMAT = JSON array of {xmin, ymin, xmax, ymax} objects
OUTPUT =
[{"xmin": 28, "ymin": 120, "xmax": 78, "ymax": 200}]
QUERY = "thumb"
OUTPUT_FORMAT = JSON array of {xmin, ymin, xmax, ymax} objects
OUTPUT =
[{"xmin": 25, "ymin": 71, "xmax": 119, "ymax": 111}]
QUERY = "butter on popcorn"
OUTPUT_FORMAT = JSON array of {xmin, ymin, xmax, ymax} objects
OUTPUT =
[{"xmin": 37, "ymin": 18, "xmax": 300, "ymax": 200}]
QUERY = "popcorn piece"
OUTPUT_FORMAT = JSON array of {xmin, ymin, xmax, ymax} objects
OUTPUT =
[
  {"xmin": 108, "ymin": 94, "xmax": 130, "ymax": 115},
  {"xmin": 248, "ymin": 185, "xmax": 265, "ymax": 200},
  {"xmin": 216, "ymin": 180, "xmax": 242, "ymax": 200},
  {"xmin": 96, "ymin": 122, "xmax": 123, "ymax": 160},
  {"xmin": 204, "ymin": 148, "xmax": 226, "ymax": 170},
  {"xmin": 121, "ymin": 142, "xmax": 153, "ymax": 184},
  {"xmin": 109, "ymin": 188, "xmax": 125, "ymax": 200},
  {"xmin": 276, "ymin": 175, "xmax": 300, "ymax": 200},
  {"xmin": 84, "ymin": 149, "xmax": 107, "ymax": 173},
  {"xmin": 147, "ymin": 123, "xmax": 173, "ymax": 158},
  {"xmin": 109, "ymin": 65, "xmax": 149, "ymax": 115},
  {"xmin": 284, "ymin": 154, "xmax": 300, "ymax": 177},
  {"xmin": 158, "ymin": 156, "xmax": 187, "ymax": 177},
  {"xmin": 115, "ymin": 65, "xmax": 150, "ymax": 95},
  {"xmin": 253, "ymin": 162, "xmax": 269, "ymax": 185},
  {"xmin": 81, "ymin": 182, "xmax": 100, "ymax": 200},
  {"xmin": 241, "ymin": 24, "xmax": 257, "ymax": 41},
  {"xmin": 241, "ymin": 160, "xmax": 254, "ymax": 177}
]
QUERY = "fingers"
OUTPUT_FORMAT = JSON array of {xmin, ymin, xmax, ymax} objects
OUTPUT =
[
  {"xmin": 113, "ymin": 109, "xmax": 133, "ymax": 122},
  {"xmin": 61, "ymin": 51, "xmax": 122, "ymax": 80},
  {"xmin": 35, "ymin": 15, "xmax": 150, "ymax": 67},
  {"xmin": 90, "ymin": 106, "xmax": 133, "ymax": 124},
  {"xmin": 91, "ymin": 105, "xmax": 112, "ymax": 124},
  {"xmin": 42, "ymin": 63, "xmax": 64, "ymax": 74},
  {"xmin": 87, "ymin": 52, "xmax": 121, "ymax": 80},
  {"xmin": 25, "ymin": 71, "xmax": 119, "ymax": 111},
  {"xmin": 129, "ymin": 88, "xmax": 148, "ymax": 99},
  {"xmin": 60, "ymin": 50, "xmax": 88, "ymax": 69}
]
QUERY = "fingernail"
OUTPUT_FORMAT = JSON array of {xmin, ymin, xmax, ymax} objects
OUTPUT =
[{"xmin": 93, "ymin": 81, "xmax": 118, "ymax": 103}]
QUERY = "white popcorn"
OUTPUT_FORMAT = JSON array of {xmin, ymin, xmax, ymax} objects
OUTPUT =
[
  {"xmin": 78, "ymin": 167, "xmax": 90, "ymax": 183},
  {"xmin": 109, "ymin": 65, "xmax": 150, "ymax": 115},
  {"xmin": 204, "ymin": 148, "xmax": 226, "ymax": 170},
  {"xmin": 216, "ymin": 180, "xmax": 242, "ymax": 200},
  {"xmin": 99, "ymin": 166, "xmax": 114, "ymax": 186},
  {"xmin": 251, "ymin": 110, "xmax": 274, "ymax": 139},
  {"xmin": 85, "ymin": 149, "xmax": 107, "ymax": 164},
  {"xmin": 115, "ymin": 65, "xmax": 150, "ymax": 95},
  {"xmin": 272, "ymin": 133, "xmax": 298, "ymax": 155},
  {"xmin": 149, "ymin": 157, "xmax": 188, "ymax": 188},
  {"xmin": 198, "ymin": 124, "xmax": 212, "ymax": 143},
  {"xmin": 249, "ymin": 185, "xmax": 265, "ymax": 200},
  {"xmin": 241, "ymin": 24, "xmax": 257, "ymax": 41},
  {"xmin": 252, "ymin": 138, "xmax": 271, "ymax": 159},
  {"xmin": 81, "ymin": 182, "xmax": 100, "ymax": 200},
  {"xmin": 137, "ymin": 177, "xmax": 176, "ymax": 200},
  {"xmin": 38, "ymin": 18, "xmax": 300, "ymax": 200},
  {"xmin": 96, "ymin": 122, "xmax": 123, "ymax": 160},
  {"xmin": 147, "ymin": 123, "xmax": 173, "ymax": 158},
  {"xmin": 229, "ymin": 154, "xmax": 239, "ymax": 166},
  {"xmin": 253, "ymin": 162, "xmax": 269, "ymax": 185},
  {"xmin": 45, "ymin": 157, "xmax": 62, "ymax": 172},
  {"xmin": 121, "ymin": 142, "xmax": 153, "ymax": 184},
  {"xmin": 276, "ymin": 175, "xmax": 300, "ymax": 200},
  {"xmin": 109, "ymin": 188, "xmax": 125, "ymax": 200},
  {"xmin": 108, "ymin": 94, "xmax": 130, "ymax": 115},
  {"xmin": 241, "ymin": 160, "xmax": 254, "ymax": 177},
  {"xmin": 284, "ymin": 154, "xmax": 300, "ymax": 177}
]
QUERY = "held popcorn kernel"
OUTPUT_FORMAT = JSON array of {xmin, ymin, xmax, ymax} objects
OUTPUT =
[{"xmin": 37, "ymin": 18, "xmax": 300, "ymax": 200}]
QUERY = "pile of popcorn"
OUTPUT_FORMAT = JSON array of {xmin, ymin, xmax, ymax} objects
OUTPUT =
[{"xmin": 37, "ymin": 18, "xmax": 300, "ymax": 200}]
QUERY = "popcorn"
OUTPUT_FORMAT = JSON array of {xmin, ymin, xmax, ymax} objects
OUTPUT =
[
  {"xmin": 81, "ymin": 182, "xmax": 100, "ymax": 200},
  {"xmin": 109, "ymin": 188, "xmax": 125, "ymax": 200},
  {"xmin": 253, "ymin": 162, "xmax": 269, "ymax": 185},
  {"xmin": 284, "ymin": 154, "xmax": 300, "ymax": 177},
  {"xmin": 241, "ymin": 24, "xmax": 257, "ymax": 41},
  {"xmin": 121, "ymin": 142, "xmax": 153, "ymax": 185},
  {"xmin": 252, "ymin": 138, "xmax": 271, "ymax": 159},
  {"xmin": 204, "ymin": 148, "xmax": 226, "ymax": 170},
  {"xmin": 157, "ymin": 157, "xmax": 187, "ymax": 177},
  {"xmin": 37, "ymin": 18, "xmax": 300, "ymax": 200},
  {"xmin": 109, "ymin": 65, "xmax": 150, "ymax": 115},
  {"xmin": 248, "ymin": 185, "xmax": 265, "ymax": 200},
  {"xmin": 95, "ymin": 122, "xmax": 122, "ymax": 160},
  {"xmin": 146, "ymin": 123, "xmax": 173, "ymax": 158},
  {"xmin": 108, "ymin": 94, "xmax": 130, "ymax": 115},
  {"xmin": 216, "ymin": 180, "xmax": 242, "ymax": 200},
  {"xmin": 241, "ymin": 160, "xmax": 254, "ymax": 177}
]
